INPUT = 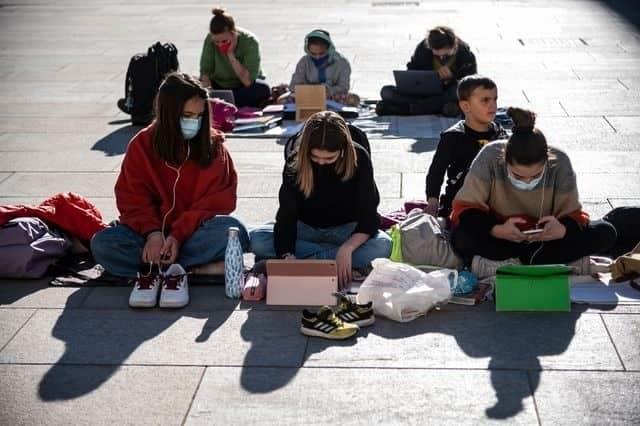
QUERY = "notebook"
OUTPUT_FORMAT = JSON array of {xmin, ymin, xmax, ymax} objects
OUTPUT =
[
  {"xmin": 266, "ymin": 260, "xmax": 338, "ymax": 305},
  {"xmin": 394, "ymin": 70, "xmax": 443, "ymax": 96}
]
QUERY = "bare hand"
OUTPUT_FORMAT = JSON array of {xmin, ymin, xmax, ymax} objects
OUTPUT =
[
  {"xmin": 142, "ymin": 233, "xmax": 163, "ymax": 264},
  {"xmin": 336, "ymin": 244, "xmax": 353, "ymax": 289},
  {"xmin": 160, "ymin": 236, "xmax": 180, "ymax": 265},
  {"xmin": 491, "ymin": 217, "xmax": 527, "ymax": 243},
  {"xmin": 227, "ymin": 31, "xmax": 238, "ymax": 57},
  {"xmin": 528, "ymin": 216, "xmax": 566, "ymax": 242},
  {"xmin": 424, "ymin": 197, "xmax": 439, "ymax": 217},
  {"xmin": 200, "ymin": 75, "xmax": 212, "ymax": 88},
  {"xmin": 437, "ymin": 66, "xmax": 453, "ymax": 81}
]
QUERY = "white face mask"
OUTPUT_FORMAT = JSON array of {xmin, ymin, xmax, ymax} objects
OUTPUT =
[
  {"xmin": 180, "ymin": 117, "xmax": 202, "ymax": 140},
  {"xmin": 507, "ymin": 166, "xmax": 545, "ymax": 191}
]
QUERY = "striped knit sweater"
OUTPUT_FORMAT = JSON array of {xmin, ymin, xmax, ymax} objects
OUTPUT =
[{"xmin": 451, "ymin": 141, "xmax": 589, "ymax": 229}]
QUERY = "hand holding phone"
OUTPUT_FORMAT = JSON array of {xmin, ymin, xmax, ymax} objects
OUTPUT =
[{"xmin": 522, "ymin": 228, "xmax": 544, "ymax": 235}]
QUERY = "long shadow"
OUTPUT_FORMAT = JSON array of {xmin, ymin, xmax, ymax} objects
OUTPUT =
[
  {"xmin": 91, "ymin": 124, "xmax": 142, "ymax": 157},
  {"xmin": 600, "ymin": 0, "xmax": 640, "ymax": 31},
  {"xmin": 37, "ymin": 288, "xmax": 234, "ymax": 401}
]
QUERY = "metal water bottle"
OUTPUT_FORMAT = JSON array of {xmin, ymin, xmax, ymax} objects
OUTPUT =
[{"xmin": 224, "ymin": 227, "xmax": 244, "ymax": 299}]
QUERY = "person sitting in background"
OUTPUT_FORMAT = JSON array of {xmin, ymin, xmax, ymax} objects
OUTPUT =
[
  {"xmin": 377, "ymin": 26, "xmax": 477, "ymax": 116},
  {"xmin": 450, "ymin": 107, "xmax": 616, "ymax": 280},
  {"xmin": 425, "ymin": 75, "xmax": 507, "ymax": 219},
  {"xmin": 199, "ymin": 7, "xmax": 270, "ymax": 108},
  {"xmin": 289, "ymin": 29, "xmax": 354, "ymax": 104}
]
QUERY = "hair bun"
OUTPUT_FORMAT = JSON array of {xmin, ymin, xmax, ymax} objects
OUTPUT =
[
  {"xmin": 212, "ymin": 7, "xmax": 225, "ymax": 16},
  {"xmin": 507, "ymin": 107, "xmax": 536, "ymax": 131}
]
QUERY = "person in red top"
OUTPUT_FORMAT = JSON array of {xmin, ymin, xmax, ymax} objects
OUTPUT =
[{"xmin": 91, "ymin": 72, "xmax": 248, "ymax": 287}]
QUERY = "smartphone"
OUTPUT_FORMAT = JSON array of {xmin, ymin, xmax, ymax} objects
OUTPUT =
[{"xmin": 522, "ymin": 228, "xmax": 544, "ymax": 235}]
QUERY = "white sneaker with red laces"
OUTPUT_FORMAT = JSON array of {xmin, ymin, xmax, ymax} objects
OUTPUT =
[
  {"xmin": 129, "ymin": 270, "xmax": 162, "ymax": 308},
  {"xmin": 159, "ymin": 263, "xmax": 189, "ymax": 308}
]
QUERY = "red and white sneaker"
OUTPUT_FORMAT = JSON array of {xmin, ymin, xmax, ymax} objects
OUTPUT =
[
  {"xmin": 159, "ymin": 264, "xmax": 189, "ymax": 308},
  {"xmin": 129, "ymin": 270, "xmax": 162, "ymax": 308}
]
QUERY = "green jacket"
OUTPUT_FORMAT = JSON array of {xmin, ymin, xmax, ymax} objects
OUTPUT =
[{"xmin": 199, "ymin": 28, "xmax": 264, "ymax": 88}]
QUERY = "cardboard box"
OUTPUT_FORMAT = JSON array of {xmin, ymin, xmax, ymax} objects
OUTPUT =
[
  {"xmin": 266, "ymin": 260, "xmax": 338, "ymax": 306},
  {"xmin": 496, "ymin": 264, "xmax": 571, "ymax": 312}
]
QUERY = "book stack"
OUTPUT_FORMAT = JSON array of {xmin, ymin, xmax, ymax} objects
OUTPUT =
[
  {"xmin": 232, "ymin": 115, "xmax": 283, "ymax": 133},
  {"xmin": 449, "ymin": 282, "xmax": 493, "ymax": 306}
]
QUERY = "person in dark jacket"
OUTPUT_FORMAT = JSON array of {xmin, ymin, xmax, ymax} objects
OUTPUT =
[
  {"xmin": 250, "ymin": 111, "xmax": 391, "ymax": 287},
  {"xmin": 425, "ymin": 75, "xmax": 507, "ymax": 218},
  {"xmin": 377, "ymin": 26, "xmax": 477, "ymax": 116}
]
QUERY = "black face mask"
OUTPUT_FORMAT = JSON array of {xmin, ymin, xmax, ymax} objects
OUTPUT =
[
  {"xmin": 312, "ymin": 162, "xmax": 336, "ymax": 176},
  {"xmin": 437, "ymin": 54, "xmax": 451, "ymax": 63}
]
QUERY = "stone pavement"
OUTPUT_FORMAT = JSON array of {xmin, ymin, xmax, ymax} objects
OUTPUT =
[{"xmin": 1, "ymin": 0, "xmax": 639, "ymax": 424}]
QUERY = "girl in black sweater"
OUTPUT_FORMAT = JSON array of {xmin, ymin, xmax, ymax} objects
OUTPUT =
[{"xmin": 250, "ymin": 111, "xmax": 391, "ymax": 286}]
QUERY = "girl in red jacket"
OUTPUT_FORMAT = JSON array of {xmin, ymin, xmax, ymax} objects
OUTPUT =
[{"xmin": 91, "ymin": 72, "xmax": 248, "ymax": 308}]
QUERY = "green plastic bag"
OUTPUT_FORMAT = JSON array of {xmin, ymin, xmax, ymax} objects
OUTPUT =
[{"xmin": 496, "ymin": 264, "xmax": 571, "ymax": 312}]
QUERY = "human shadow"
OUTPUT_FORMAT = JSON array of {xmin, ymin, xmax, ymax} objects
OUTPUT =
[
  {"xmin": 91, "ymin": 124, "xmax": 142, "ymax": 156},
  {"xmin": 37, "ymin": 285, "xmax": 234, "ymax": 401},
  {"xmin": 600, "ymin": 0, "xmax": 640, "ymax": 30},
  {"xmin": 409, "ymin": 138, "xmax": 439, "ymax": 153}
]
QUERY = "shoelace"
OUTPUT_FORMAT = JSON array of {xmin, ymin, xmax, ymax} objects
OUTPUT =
[
  {"xmin": 137, "ymin": 274, "xmax": 158, "ymax": 290},
  {"xmin": 162, "ymin": 274, "xmax": 183, "ymax": 290},
  {"xmin": 317, "ymin": 308, "xmax": 344, "ymax": 327}
]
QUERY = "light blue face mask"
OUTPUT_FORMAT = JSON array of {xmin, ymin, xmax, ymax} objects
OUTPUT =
[
  {"xmin": 507, "ymin": 166, "xmax": 545, "ymax": 191},
  {"xmin": 180, "ymin": 117, "xmax": 202, "ymax": 140}
]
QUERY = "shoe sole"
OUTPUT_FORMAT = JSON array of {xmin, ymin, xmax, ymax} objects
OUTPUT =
[
  {"xmin": 300, "ymin": 326, "xmax": 358, "ymax": 340},
  {"xmin": 159, "ymin": 299, "xmax": 189, "ymax": 308},
  {"xmin": 350, "ymin": 316, "xmax": 375, "ymax": 327},
  {"xmin": 129, "ymin": 298, "xmax": 158, "ymax": 308}
]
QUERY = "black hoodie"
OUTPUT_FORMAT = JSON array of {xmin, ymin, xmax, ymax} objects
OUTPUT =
[
  {"xmin": 426, "ymin": 120, "xmax": 507, "ymax": 214},
  {"xmin": 407, "ymin": 38, "xmax": 477, "ymax": 86}
]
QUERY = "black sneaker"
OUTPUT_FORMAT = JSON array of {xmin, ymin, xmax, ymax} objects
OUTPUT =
[
  {"xmin": 333, "ymin": 292, "xmax": 375, "ymax": 327},
  {"xmin": 300, "ymin": 306, "xmax": 359, "ymax": 340}
]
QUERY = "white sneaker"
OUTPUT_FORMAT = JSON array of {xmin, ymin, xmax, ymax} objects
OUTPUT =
[
  {"xmin": 159, "ymin": 264, "xmax": 189, "ymax": 308},
  {"xmin": 471, "ymin": 256, "xmax": 521, "ymax": 280},
  {"xmin": 129, "ymin": 271, "xmax": 162, "ymax": 308}
]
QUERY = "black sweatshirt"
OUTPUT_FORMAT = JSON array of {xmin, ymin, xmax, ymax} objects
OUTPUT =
[
  {"xmin": 274, "ymin": 144, "xmax": 380, "ymax": 257},
  {"xmin": 407, "ymin": 38, "xmax": 477, "ymax": 84},
  {"xmin": 426, "ymin": 120, "xmax": 507, "ymax": 214}
]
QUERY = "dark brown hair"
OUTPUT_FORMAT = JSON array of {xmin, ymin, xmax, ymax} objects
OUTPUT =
[
  {"xmin": 427, "ymin": 26, "xmax": 456, "ymax": 50},
  {"xmin": 295, "ymin": 111, "xmax": 357, "ymax": 198},
  {"xmin": 457, "ymin": 75, "xmax": 497, "ymax": 101},
  {"xmin": 209, "ymin": 7, "xmax": 235, "ymax": 34},
  {"xmin": 153, "ymin": 72, "xmax": 215, "ymax": 167},
  {"xmin": 505, "ymin": 107, "xmax": 548, "ymax": 166}
]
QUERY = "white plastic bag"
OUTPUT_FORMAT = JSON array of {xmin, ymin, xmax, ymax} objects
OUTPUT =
[{"xmin": 356, "ymin": 258, "xmax": 456, "ymax": 322}]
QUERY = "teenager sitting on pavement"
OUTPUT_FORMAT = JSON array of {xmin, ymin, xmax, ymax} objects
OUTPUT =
[
  {"xmin": 250, "ymin": 111, "xmax": 392, "ymax": 288},
  {"xmin": 425, "ymin": 75, "xmax": 507, "ymax": 219},
  {"xmin": 91, "ymin": 72, "xmax": 249, "ymax": 308},
  {"xmin": 199, "ymin": 7, "xmax": 270, "ymax": 108},
  {"xmin": 377, "ymin": 26, "xmax": 477, "ymax": 117},
  {"xmin": 450, "ymin": 107, "xmax": 617, "ymax": 279},
  {"xmin": 289, "ymin": 29, "xmax": 357, "ymax": 105}
]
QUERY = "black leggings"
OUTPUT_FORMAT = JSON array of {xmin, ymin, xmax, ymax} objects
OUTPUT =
[
  {"xmin": 452, "ymin": 219, "xmax": 617, "ymax": 265},
  {"xmin": 380, "ymin": 82, "xmax": 458, "ymax": 115}
]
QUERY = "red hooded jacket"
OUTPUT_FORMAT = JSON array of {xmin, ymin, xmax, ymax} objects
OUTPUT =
[
  {"xmin": 115, "ymin": 125, "xmax": 237, "ymax": 244},
  {"xmin": 0, "ymin": 192, "xmax": 107, "ymax": 242}
]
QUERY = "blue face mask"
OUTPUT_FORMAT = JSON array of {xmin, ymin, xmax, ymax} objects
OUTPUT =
[
  {"xmin": 507, "ymin": 166, "xmax": 545, "ymax": 191},
  {"xmin": 180, "ymin": 117, "xmax": 202, "ymax": 140}
]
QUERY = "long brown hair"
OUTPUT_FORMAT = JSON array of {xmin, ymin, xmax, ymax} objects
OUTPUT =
[
  {"xmin": 295, "ymin": 111, "xmax": 357, "ymax": 198},
  {"xmin": 153, "ymin": 72, "xmax": 216, "ymax": 167}
]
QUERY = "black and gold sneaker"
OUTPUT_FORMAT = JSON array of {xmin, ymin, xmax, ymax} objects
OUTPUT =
[
  {"xmin": 333, "ymin": 292, "xmax": 375, "ymax": 327},
  {"xmin": 300, "ymin": 306, "xmax": 359, "ymax": 340}
]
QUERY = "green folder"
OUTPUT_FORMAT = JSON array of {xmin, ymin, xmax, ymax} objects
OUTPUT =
[{"xmin": 496, "ymin": 264, "xmax": 572, "ymax": 312}]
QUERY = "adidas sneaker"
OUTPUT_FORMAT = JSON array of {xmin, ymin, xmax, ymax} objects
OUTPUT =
[
  {"xmin": 300, "ymin": 306, "xmax": 359, "ymax": 340},
  {"xmin": 333, "ymin": 292, "xmax": 375, "ymax": 327}
]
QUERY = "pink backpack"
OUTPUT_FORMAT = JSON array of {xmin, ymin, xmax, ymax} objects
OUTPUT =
[{"xmin": 209, "ymin": 98, "xmax": 237, "ymax": 132}]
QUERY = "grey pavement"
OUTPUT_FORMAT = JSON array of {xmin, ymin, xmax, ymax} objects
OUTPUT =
[{"xmin": 1, "ymin": 0, "xmax": 640, "ymax": 424}]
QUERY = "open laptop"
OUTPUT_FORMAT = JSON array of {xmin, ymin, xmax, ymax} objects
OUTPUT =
[
  {"xmin": 266, "ymin": 259, "xmax": 338, "ymax": 305},
  {"xmin": 209, "ymin": 89, "xmax": 236, "ymax": 105},
  {"xmin": 393, "ymin": 70, "xmax": 443, "ymax": 96}
]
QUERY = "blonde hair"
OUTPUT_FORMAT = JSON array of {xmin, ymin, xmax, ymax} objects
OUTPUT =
[{"xmin": 295, "ymin": 111, "xmax": 357, "ymax": 198}]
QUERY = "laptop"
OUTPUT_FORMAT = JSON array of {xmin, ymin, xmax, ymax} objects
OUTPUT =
[
  {"xmin": 209, "ymin": 89, "xmax": 236, "ymax": 105},
  {"xmin": 393, "ymin": 70, "xmax": 443, "ymax": 96},
  {"xmin": 266, "ymin": 259, "xmax": 338, "ymax": 305}
]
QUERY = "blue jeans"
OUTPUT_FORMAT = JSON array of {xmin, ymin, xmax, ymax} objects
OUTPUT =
[
  {"xmin": 91, "ymin": 215, "xmax": 250, "ymax": 278},
  {"xmin": 250, "ymin": 221, "xmax": 392, "ymax": 269}
]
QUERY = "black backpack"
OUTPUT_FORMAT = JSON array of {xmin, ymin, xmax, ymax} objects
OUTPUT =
[
  {"xmin": 283, "ymin": 123, "xmax": 371, "ymax": 160},
  {"xmin": 603, "ymin": 206, "xmax": 640, "ymax": 258},
  {"xmin": 117, "ymin": 42, "xmax": 179, "ymax": 125}
]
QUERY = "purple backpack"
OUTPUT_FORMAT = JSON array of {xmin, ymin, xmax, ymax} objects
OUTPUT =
[{"xmin": 0, "ymin": 217, "xmax": 71, "ymax": 278}]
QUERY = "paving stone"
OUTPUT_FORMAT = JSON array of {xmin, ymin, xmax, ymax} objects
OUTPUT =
[
  {"xmin": 0, "ymin": 152, "xmax": 121, "ymax": 172},
  {"xmin": 0, "ymin": 309, "xmax": 307, "ymax": 367},
  {"xmin": 608, "ymin": 198, "xmax": 640, "ymax": 208},
  {"xmin": 304, "ymin": 312, "xmax": 622, "ymax": 370},
  {"xmin": 605, "ymin": 116, "xmax": 640, "ymax": 134},
  {"xmin": 0, "ymin": 132, "xmax": 123, "ymax": 152},
  {"xmin": 0, "ymin": 308, "xmax": 35, "ymax": 351},
  {"xmin": 0, "ymin": 102, "xmax": 119, "ymax": 118},
  {"xmin": 0, "ymin": 172, "xmax": 117, "ymax": 197},
  {"xmin": 601, "ymin": 314, "xmax": 640, "ymax": 371},
  {"xmin": 0, "ymin": 280, "xmax": 92, "ymax": 309},
  {"xmin": 186, "ymin": 367, "xmax": 538, "ymax": 424},
  {"xmin": 0, "ymin": 364, "xmax": 203, "ymax": 426},
  {"xmin": 534, "ymin": 371, "xmax": 640, "ymax": 425}
]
